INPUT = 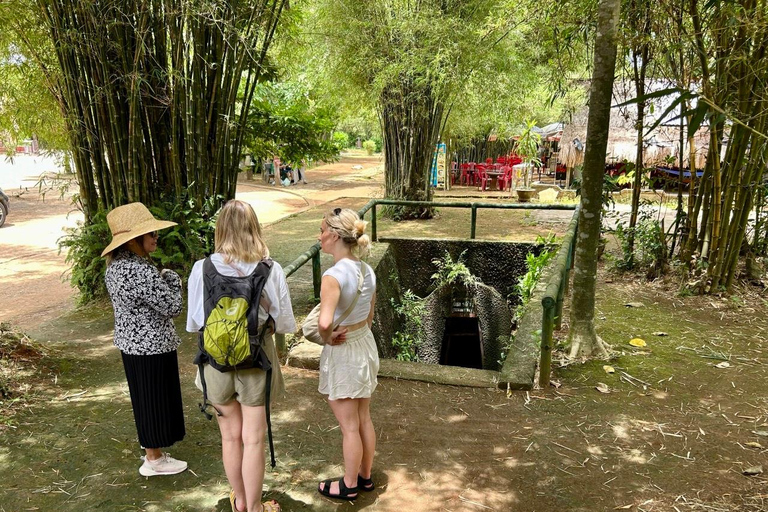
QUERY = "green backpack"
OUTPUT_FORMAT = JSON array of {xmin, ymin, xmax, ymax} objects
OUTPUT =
[{"xmin": 194, "ymin": 257, "xmax": 278, "ymax": 466}]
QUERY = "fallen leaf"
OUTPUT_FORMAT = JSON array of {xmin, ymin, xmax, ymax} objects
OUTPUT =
[
  {"xmin": 743, "ymin": 465, "xmax": 763, "ymax": 476},
  {"xmin": 745, "ymin": 442, "xmax": 763, "ymax": 449},
  {"xmin": 714, "ymin": 361, "xmax": 731, "ymax": 369},
  {"xmin": 652, "ymin": 332, "xmax": 668, "ymax": 336},
  {"xmin": 596, "ymin": 382, "xmax": 610, "ymax": 394},
  {"xmin": 550, "ymin": 380, "xmax": 562, "ymax": 388},
  {"xmin": 629, "ymin": 338, "xmax": 647, "ymax": 347},
  {"xmin": 625, "ymin": 302, "xmax": 645, "ymax": 308},
  {"xmin": 752, "ymin": 430, "xmax": 768, "ymax": 437},
  {"xmin": 603, "ymin": 365, "xmax": 616, "ymax": 374},
  {"xmin": 614, "ymin": 505, "xmax": 634, "ymax": 510}
]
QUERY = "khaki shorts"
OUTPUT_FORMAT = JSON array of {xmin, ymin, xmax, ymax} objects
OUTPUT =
[
  {"xmin": 196, "ymin": 365, "xmax": 268, "ymax": 407},
  {"xmin": 194, "ymin": 333, "xmax": 285, "ymax": 407}
]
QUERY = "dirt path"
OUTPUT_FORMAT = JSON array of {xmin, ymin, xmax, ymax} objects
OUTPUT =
[
  {"xmin": 0, "ymin": 155, "xmax": 383, "ymax": 330},
  {"xmin": 2, "ymin": 267, "xmax": 767, "ymax": 512},
  {"xmin": 2, "ymin": 157, "xmax": 767, "ymax": 511}
]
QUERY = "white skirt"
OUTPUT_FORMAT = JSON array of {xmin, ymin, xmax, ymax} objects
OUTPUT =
[{"xmin": 318, "ymin": 326, "xmax": 379, "ymax": 401}]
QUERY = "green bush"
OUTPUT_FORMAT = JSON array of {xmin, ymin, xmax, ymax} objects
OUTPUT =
[
  {"xmin": 430, "ymin": 250, "xmax": 479, "ymax": 290},
  {"xmin": 332, "ymin": 131, "xmax": 350, "ymax": 152},
  {"xmin": 373, "ymin": 137, "xmax": 383, "ymax": 153},
  {"xmin": 59, "ymin": 195, "xmax": 220, "ymax": 304},
  {"xmin": 362, "ymin": 139, "xmax": 376, "ymax": 155},
  {"xmin": 58, "ymin": 210, "xmax": 112, "ymax": 304},
  {"xmin": 390, "ymin": 290, "xmax": 425, "ymax": 361},
  {"xmin": 514, "ymin": 234, "xmax": 557, "ymax": 318}
]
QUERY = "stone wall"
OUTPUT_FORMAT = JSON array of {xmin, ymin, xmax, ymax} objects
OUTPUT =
[
  {"xmin": 380, "ymin": 237, "xmax": 542, "ymax": 308},
  {"xmin": 419, "ymin": 283, "xmax": 511, "ymax": 371},
  {"xmin": 370, "ymin": 243, "xmax": 399, "ymax": 359}
]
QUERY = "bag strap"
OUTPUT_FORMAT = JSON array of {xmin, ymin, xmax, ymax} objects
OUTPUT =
[{"xmin": 331, "ymin": 262, "xmax": 367, "ymax": 329}]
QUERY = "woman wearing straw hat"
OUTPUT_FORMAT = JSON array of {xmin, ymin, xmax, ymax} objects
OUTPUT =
[{"xmin": 102, "ymin": 202, "xmax": 188, "ymax": 477}]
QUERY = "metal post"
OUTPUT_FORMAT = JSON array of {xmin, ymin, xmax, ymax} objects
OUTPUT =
[
  {"xmin": 470, "ymin": 205, "xmax": 477, "ymax": 239},
  {"xmin": 539, "ymin": 298, "xmax": 556, "ymax": 388},
  {"xmin": 555, "ymin": 267, "xmax": 566, "ymax": 330},
  {"xmin": 371, "ymin": 204, "xmax": 377, "ymax": 242},
  {"xmin": 312, "ymin": 250, "xmax": 321, "ymax": 300}
]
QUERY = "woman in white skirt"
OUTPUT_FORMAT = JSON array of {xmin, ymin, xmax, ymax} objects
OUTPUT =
[{"xmin": 316, "ymin": 207, "xmax": 378, "ymax": 501}]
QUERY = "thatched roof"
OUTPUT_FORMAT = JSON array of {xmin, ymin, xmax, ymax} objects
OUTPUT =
[{"xmin": 558, "ymin": 84, "xmax": 711, "ymax": 169}]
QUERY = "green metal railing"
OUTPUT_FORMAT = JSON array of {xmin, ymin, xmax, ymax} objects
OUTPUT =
[
  {"xmin": 277, "ymin": 198, "xmax": 579, "ymax": 370},
  {"xmin": 538, "ymin": 206, "xmax": 580, "ymax": 388}
]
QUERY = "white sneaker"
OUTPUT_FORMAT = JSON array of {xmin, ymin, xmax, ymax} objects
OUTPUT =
[{"xmin": 139, "ymin": 453, "xmax": 188, "ymax": 476}]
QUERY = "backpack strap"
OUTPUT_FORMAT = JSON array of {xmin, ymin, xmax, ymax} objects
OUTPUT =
[{"xmin": 253, "ymin": 258, "xmax": 276, "ymax": 467}]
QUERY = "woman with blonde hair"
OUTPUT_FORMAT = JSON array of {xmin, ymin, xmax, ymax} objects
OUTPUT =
[
  {"xmin": 102, "ymin": 202, "xmax": 188, "ymax": 477},
  {"xmin": 315, "ymin": 207, "xmax": 378, "ymax": 501},
  {"xmin": 187, "ymin": 199, "xmax": 295, "ymax": 512}
]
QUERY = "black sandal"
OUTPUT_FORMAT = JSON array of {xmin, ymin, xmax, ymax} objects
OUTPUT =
[
  {"xmin": 318, "ymin": 477, "xmax": 358, "ymax": 501},
  {"xmin": 357, "ymin": 475, "xmax": 375, "ymax": 492}
]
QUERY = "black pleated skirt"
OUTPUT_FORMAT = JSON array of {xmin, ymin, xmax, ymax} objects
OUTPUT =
[{"xmin": 121, "ymin": 350, "xmax": 186, "ymax": 449}]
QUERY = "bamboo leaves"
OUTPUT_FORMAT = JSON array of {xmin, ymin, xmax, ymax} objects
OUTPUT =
[{"xmin": 32, "ymin": 0, "xmax": 287, "ymax": 221}]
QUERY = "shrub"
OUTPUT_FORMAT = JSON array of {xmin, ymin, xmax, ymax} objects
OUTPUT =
[
  {"xmin": 332, "ymin": 131, "xmax": 350, "ymax": 152},
  {"xmin": 362, "ymin": 139, "xmax": 376, "ymax": 155},
  {"xmin": 430, "ymin": 250, "xmax": 479, "ymax": 290},
  {"xmin": 59, "ymin": 194, "xmax": 220, "ymax": 304},
  {"xmin": 391, "ymin": 290, "xmax": 425, "ymax": 361}
]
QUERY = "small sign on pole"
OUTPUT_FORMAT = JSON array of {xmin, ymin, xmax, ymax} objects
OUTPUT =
[{"xmin": 432, "ymin": 142, "xmax": 447, "ymax": 188}]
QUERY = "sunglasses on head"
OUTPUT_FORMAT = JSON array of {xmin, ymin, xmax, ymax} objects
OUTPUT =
[{"xmin": 333, "ymin": 207, "xmax": 342, "ymax": 216}]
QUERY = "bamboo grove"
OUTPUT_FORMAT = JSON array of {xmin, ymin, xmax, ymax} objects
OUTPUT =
[
  {"xmin": 673, "ymin": 0, "xmax": 767, "ymax": 293},
  {"xmin": 615, "ymin": 0, "xmax": 768, "ymax": 294},
  {"xmin": 35, "ymin": 0, "xmax": 287, "ymax": 222}
]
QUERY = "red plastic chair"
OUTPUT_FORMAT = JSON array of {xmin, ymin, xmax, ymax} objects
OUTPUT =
[
  {"xmin": 468, "ymin": 162, "xmax": 478, "ymax": 185},
  {"xmin": 475, "ymin": 165, "xmax": 491, "ymax": 191},
  {"xmin": 497, "ymin": 166, "xmax": 514, "ymax": 191},
  {"xmin": 497, "ymin": 156, "xmax": 507, "ymax": 165},
  {"xmin": 459, "ymin": 163, "xmax": 472, "ymax": 185},
  {"xmin": 485, "ymin": 157, "xmax": 493, "ymax": 165}
]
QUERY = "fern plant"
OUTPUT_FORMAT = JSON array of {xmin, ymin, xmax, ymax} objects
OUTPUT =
[
  {"xmin": 430, "ymin": 250, "xmax": 479, "ymax": 289},
  {"xmin": 390, "ymin": 290, "xmax": 425, "ymax": 361}
]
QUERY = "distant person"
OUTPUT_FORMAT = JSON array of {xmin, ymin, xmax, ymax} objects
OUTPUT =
[
  {"xmin": 279, "ymin": 164, "xmax": 293, "ymax": 186},
  {"xmin": 294, "ymin": 161, "xmax": 308, "ymax": 184},
  {"xmin": 102, "ymin": 202, "xmax": 187, "ymax": 477},
  {"xmin": 187, "ymin": 200, "xmax": 295, "ymax": 512},
  {"xmin": 315, "ymin": 207, "xmax": 378, "ymax": 501}
]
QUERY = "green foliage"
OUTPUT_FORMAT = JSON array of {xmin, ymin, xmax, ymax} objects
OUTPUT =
[
  {"xmin": 613, "ymin": 203, "xmax": 668, "ymax": 278},
  {"xmin": 516, "ymin": 246, "xmax": 556, "ymax": 312},
  {"xmin": 572, "ymin": 171, "xmax": 620, "ymax": 212},
  {"xmin": 390, "ymin": 290, "xmax": 425, "ymax": 362},
  {"xmin": 147, "ymin": 195, "xmax": 220, "ymax": 278},
  {"xmin": 362, "ymin": 139, "xmax": 376, "ymax": 155},
  {"xmin": 430, "ymin": 250, "xmax": 479, "ymax": 290},
  {"xmin": 58, "ymin": 210, "xmax": 112, "ymax": 304},
  {"xmin": 515, "ymin": 120, "xmax": 543, "ymax": 189},
  {"xmin": 0, "ymin": 3, "xmax": 68, "ymax": 153},
  {"xmin": 243, "ymin": 81, "xmax": 339, "ymax": 165},
  {"xmin": 59, "ymin": 194, "xmax": 219, "ymax": 305},
  {"xmin": 332, "ymin": 131, "xmax": 350, "ymax": 152}
]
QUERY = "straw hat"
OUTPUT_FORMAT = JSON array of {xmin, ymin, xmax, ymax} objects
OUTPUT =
[{"xmin": 101, "ymin": 202, "xmax": 177, "ymax": 256}]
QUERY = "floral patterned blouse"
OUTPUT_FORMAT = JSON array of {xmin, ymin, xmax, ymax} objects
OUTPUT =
[{"xmin": 105, "ymin": 249, "xmax": 183, "ymax": 355}]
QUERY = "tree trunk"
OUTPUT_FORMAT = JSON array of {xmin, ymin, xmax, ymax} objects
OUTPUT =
[
  {"xmin": 380, "ymin": 80, "xmax": 443, "ymax": 219},
  {"xmin": 568, "ymin": 0, "xmax": 621, "ymax": 359}
]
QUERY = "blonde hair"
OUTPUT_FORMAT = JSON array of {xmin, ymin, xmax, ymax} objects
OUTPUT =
[
  {"xmin": 324, "ymin": 207, "xmax": 371, "ymax": 258},
  {"xmin": 215, "ymin": 200, "xmax": 270, "ymax": 263}
]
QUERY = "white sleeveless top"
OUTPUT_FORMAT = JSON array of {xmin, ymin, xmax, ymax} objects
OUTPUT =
[{"xmin": 323, "ymin": 258, "xmax": 376, "ymax": 325}]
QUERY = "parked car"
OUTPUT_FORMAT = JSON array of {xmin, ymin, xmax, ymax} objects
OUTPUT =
[{"xmin": 0, "ymin": 188, "xmax": 9, "ymax": 228}]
